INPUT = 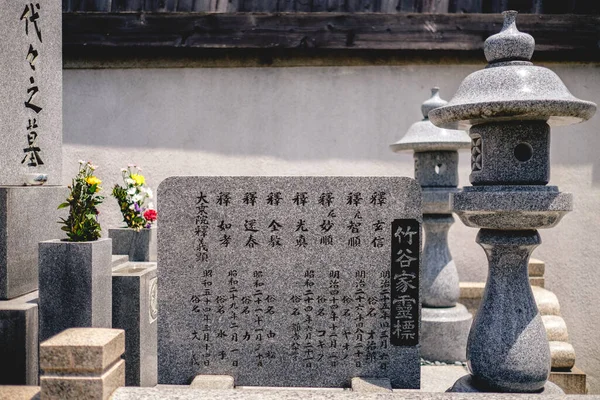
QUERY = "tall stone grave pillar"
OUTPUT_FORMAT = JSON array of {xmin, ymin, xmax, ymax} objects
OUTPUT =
[
  {"xmin": 0, "ymin": 0, "xmax": 65, "ymax": 385},
  {"xmin": 390, "ymin": 88, "xmax": 472, "ymax": 362},
  {"xmin": 429, "ymin": 11, "xmax": 596, "ymax": 393}
]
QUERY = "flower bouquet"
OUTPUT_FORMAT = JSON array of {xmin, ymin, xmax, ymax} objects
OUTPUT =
[
  {"xmin": 58, "ymin": 160, "xmax": 104, "ymax": 241},
  {"xmin": 112, "ymin": 165, "xmax": 157, "ymax": 231}
]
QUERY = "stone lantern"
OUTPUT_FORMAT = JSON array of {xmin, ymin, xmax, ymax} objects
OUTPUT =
[
  {"xmin": 390, "ymin": 88, "xmax": 473, "ymax": 362},
  {"xmin": 429, "ymin": 11, "xmax": 596, "ymax": 393}
]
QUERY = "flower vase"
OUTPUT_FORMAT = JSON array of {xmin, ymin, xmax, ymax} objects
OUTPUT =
[
  {"xmin": 109, "ymin": 227, "xmax": 157, "ymax": 262},
  {"xmin": 38, "ymin": 238, "xmax": 113, "ymax": 341}
]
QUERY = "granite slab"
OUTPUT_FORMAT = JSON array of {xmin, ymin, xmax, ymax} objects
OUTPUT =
[
  {"xmin": 0, "ymin": 0, "xmax": 62, "ymax": 185},
  {"xmin": 157, "ymin": 176, "xmax": 422, "ymax": 388}
]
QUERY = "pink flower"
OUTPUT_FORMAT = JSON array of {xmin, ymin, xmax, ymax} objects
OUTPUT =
[{"xmin": 143, "ymin": 209, "xmax": 157, "ymax": 222}]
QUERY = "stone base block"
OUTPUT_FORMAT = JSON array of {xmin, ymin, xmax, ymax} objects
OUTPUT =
[
  {"xmin": 112, "ymin": 262, "xmax": 158, "ymax": 387},
  {"xmin": 549, "ymin": 366, "xmax": 587, "ymax": 394},
  {"xmin": 448, "ymin": 374, "xmax": 564, "ymax": 394},
  {"xmin": 549, "ymin": 341, "xmax": 575, "ymax": 369},
  {"xmin": 420, "ymin": 304, "xmax": 472, "ymax": 363},
  {"xmin": 41, "ymin": 359, "xmax": 125, "ymax": 400},
  {"xmin": 0, "ymin": 186, "xmax": 67, "ymax": 300},
  {"xmin": 0, "ymin": 291, "xmax": 39, "ymax": 385},
  {"xmin": 109, "ymin": 228, "xmax": 157, "ymax": 262},
  {"xmin": 190, "ymin": 375, "xmax": 234, "ymax": 389},
  {"xmin": 350, "ymin": 377, "xmax": 392, "ymax": 392},
  {"xmin": 0, "ymin": 385, "xmax": 40, "ymax": 400},
  {"xmin": 39, "ymin": 238, "xmax": 113, "ymax": 342}
]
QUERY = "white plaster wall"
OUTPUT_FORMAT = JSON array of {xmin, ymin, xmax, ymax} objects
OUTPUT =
[{"xmin": 63, "ymin": 64, "xmax": 600, "ymax": 392}]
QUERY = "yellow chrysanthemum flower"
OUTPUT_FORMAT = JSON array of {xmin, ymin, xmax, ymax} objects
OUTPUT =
[
  {"xmin": 131, "ymin": 174, "xmax": 145, "ymax": 186},
  {"xmin": 86, "ymin": 176, "xmax": 102, "ymax": 186}
]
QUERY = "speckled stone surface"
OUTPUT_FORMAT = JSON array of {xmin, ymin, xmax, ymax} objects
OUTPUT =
[
  {"xmin": 390, "ymin": 88, "xmax": 470, "ymax": 153},
  {"xmin": 38, "ymin": 238, "xmax": 113, "ymax": 341},
  {"xmin": 0, "ymin": 292, "xmax": 39, "ymax": 385},
  {"xmin": 468, "ymin": 122, "xmax": 550, "ymax": 186},
  {"xmin": 415, "ymin": 152, "xmax": 459, "ymax": 188},
  {"xmin": 110, "ymin": 387, "xmax": 592, "ymax": 399},
  {"xmin": 422, "ymin": 189, "xmax": 457, "ymax": 215},
  {"xmin": 422, "ymin": 215, "xmax": 459, "ymax": 307},
  {"xmin": 542, "ymin": 316, "xmax": 568, "ymax": 342},
  {"xmin": 528, "ymin": 259, "xmax": 545, "ymax": 277},
  {"xmin": 449, "ymin": 375, "xmax": 564, "ymax": 395},
  {"xmin": 350, "ymin": 377, "xmax": 392, "ymax": 392},
  {"xmin": 0, "ymin": 385, "xmax": 40, "ymax": 400},
  {"xmin": 0, "ymin": 0, "xmax": 63, "ymax": 186},
  {"xmin": 549, "ymin": 342, "xmax": 575, "ymax": 370},
  {"xmin": 41, "ymin": 358, "xmax": 125, "ymax": 400},
  {"xmin": 109, "ymin": 228, "xmax": 157, "ymax": 262},
  {"xmin": 190, "ymin": 375, "xmax": 235, "ymax": 389},
  {"xmin": 157, "ymin": 176, "xmax": 422, "ymax": 388},
  {"xmin": 0, "ymin": 186, "xmax": 68, "ymax": 300},
  {"xmin": 429, "ymin": 13, "xmax": 596, "ymax": 130},
  {"xmin": 532, "ymin": 287, "xmax": 560, "ymax": 316},
  {"xmin": 451, "ymin": 186, "xmax": 572, "ymax": 230},
  {"xmin": 484, "ymin": 11, "xmax": 535, "ymax": 64},
  {"xmin": 465, "ymin": 230, "xmax": 550, "ymax": 393},
  {"xmin": 112, "ymin": 262, "xmax": 158, "ymax": 387},
  {"xmin": 112, "ymin": 254, "xmax": 130, "ymax": 269},
  {"xmin": 40, "ymin": 328, "xmax": 124, "ymax": 374},
  {"xmin": 421, "ymin": 305, "xmax": 471, "ymax": 363}
]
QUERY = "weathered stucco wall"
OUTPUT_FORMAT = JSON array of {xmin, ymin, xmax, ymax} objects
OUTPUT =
[{"xmin": 63, "ymin": 64, "xmax": 600, "ymax": 392}]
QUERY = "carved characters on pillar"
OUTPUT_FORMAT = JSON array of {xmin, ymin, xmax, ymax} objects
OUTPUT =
[{"xmin": 20, "ymin": 2, "xmax": 44, "ymax": 168}]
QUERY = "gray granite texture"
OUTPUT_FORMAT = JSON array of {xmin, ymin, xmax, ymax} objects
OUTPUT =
[
  {"xmin": 484, "ymin": 11, "xmax": 535, "ymax": 64},
  {"xmin": 38, "ymin": 238, "xmax": 113, "ymax": 341},
  {"xmin": 451, "ymin": 186, "xmax": 572, "ymax": 230},
  {"xmin": 0, "ymin": 0, "xmax": 62, "ymax": 185},
  {"xmin": 415, "ymin": 152, "xmax": 459, "ymax": 188},
  {"xmin": 422, "ymin": 215, "xmax": 459, "ymax": 307},
  {"xmin": 0, "ymin": 186, "xmax": 67, "ymax": 300},
  {"xmin": 468, "ymin": 122, "xmax": 550, "ymax": 186},
  {"xmin": 467, "ymin": 230, "xmax": 550, "ymax": 393},
  {"xmin": 422, "ymin": 189, "xmax": 457, "ymax": 215},
  {"xmin": 420, "ymin": 304, "xmax": 471, "ymax": 363},
  {"xmin": 428, "ymin": 14, "xmax": 596, "ymax": 131},
  {"xmin": 157, "ymin": 176, "xmax": 422, "ymax": 388},
  {"xmin": 111, "ymin": 387, "xmax": 592, "ymax": 400},
  {"xmin": 429, "ymin": 63, "xmax": 596, "ymax": 129},
  {"xmin": 112, "ymin": 262, "xmax": 158, "ymax": 387},
  {"xmin": 0, "ymin": 291, "xmax": 39, "ymax": 385},
  {"xmin": 109, "ymin": 228, "xmax": 157, "ymax": 262},
  {"xmin": 390, "ymin": 88, "xmax": 470, "ymax": 154},
  {"xmin": 449, "ymin": 375, "xmax": 563, "ymax": 395},
  {"xmin": 190, "ymin": 375, "xmax": 235, "ymax": 389}
]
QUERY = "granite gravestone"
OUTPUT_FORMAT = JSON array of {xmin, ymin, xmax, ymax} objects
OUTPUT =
[
  {"xmin": 0, "ymin": 0, "xmax": 62, "ymax": 186},
  {"xmin": 158, "ymin": 176, "xmax": 422, "ymax": 388}
]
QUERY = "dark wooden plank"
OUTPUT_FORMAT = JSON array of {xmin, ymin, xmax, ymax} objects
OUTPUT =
[
  {"xmin": 143, "ymin": 0, "xmax": 178, "ymax": 11},
  {"xmin": 69, "ymin": 0, "xmax": 111, "ymax": 11},
  {"xmin": 448, "ymin": 0, "xmax": 481, "ymax": 13},
  {"xmin": 112, "ymin": 0, "xmax": 143, "ymax": 11},
  {"xmin": 418, "ymin": 0, "xmax": 449, "ymax": 13},
  {"xmin": 62, "ymin": 12, "xmax": 600, "ymax": 53}
]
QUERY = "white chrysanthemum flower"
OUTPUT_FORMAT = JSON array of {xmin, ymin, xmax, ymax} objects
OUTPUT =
[
  {"xmin": 125, "ymin": 178, "xmax": 135, "ymax": 185},
  {"xmin": 148, "ymin": 202, "xmax": 154, "ymax": 209},
  {"xmin": 146, "ymin": 188, "xmax": 153, "ymax": 199},
  {"xmin": 131, "ymin": 194, "xmax": 142, "ymax": 203},
  {"xmin": 127, "ymin": 187, "xmax": 137, "ymax": 195},
  {"xmin": 129, "ymin": 204, "xmax": 135, "ymax": 210}
]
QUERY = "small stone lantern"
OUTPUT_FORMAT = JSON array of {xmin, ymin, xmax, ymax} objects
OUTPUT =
[
  {"xmin": 390, "ymin": 88, "xmax": 473, "ymax": 362},
  {"xmin": 429, "ymin": 11, "xmax": 596, "ymax": 393}
]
